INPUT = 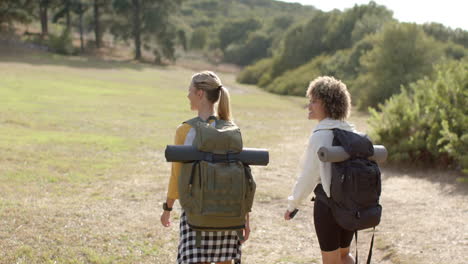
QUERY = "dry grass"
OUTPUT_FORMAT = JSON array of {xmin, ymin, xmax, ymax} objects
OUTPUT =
[{"xmin": 0, "ymin": 46, "xmax": 466, "ymax": 264}]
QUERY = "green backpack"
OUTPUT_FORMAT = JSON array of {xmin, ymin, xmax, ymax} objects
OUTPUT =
[{"xmin": 178, "ymin": 116, "xmax": 256, "ymax": 247}]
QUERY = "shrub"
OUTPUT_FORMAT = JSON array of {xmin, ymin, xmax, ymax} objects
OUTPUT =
[
  {"xmin": 236, "ymin": 57, "xmax": 274, "ymax": 85},
  {"xmin": 223, "ymin": 33, "xmax": 271, "ymax": 66},
  {"xmin": 369, "ymin": 60, "xmax": 468, "ymax": 173},
  {"xmin": 48, "ymin": 29, "xmax": 75, "ymax": 55}
]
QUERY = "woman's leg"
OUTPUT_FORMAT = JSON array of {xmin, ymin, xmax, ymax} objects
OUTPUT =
[
  {"xmin": 314, "ymin": 197, "xmax": 341, "ymax": 264},
  {"xmin": 321, "ymin": 249, "xmax": 341, "ymax": 264},
  {"xmin": 339, "ymin": 247, "xmax": 355, "ymax": 264}
]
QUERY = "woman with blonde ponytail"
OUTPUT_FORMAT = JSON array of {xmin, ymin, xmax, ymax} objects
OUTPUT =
[{"xmin": 161, "ymin": 71, "xmax": 247, "ymax": 264}]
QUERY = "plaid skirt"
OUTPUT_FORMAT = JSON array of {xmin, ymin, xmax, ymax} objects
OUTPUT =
[{"xmin": 177, "ymin": 212, "xmax": 242, "ymax": 264}]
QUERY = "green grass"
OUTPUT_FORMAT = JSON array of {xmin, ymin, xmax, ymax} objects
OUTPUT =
[{"xmin": 0, "ymin": 49, "xmax": 313, "ymax": 186}]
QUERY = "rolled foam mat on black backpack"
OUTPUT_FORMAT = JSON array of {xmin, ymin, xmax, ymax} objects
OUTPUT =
[
  {"xmin": 317, "ymin": 145, "xmax": 387, "ymax": 163},
  {"xmin": 165, "ymin": 145, "xmax": 269, "ymax": 166}
]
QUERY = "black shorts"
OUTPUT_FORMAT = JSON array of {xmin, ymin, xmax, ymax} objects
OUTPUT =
[{"xmin": 313, "ymin": 185, "xmax": 354, "ymax": 252}]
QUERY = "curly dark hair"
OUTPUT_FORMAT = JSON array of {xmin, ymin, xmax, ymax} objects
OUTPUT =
[{"xmin": 306, "ymin": 76, "xmax": 351, "ymax": 120}]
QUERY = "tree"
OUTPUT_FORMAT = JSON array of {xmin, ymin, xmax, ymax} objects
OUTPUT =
[
  {"xmin": 39, "ymin": 0, "xmax": 51, "ymax": 36},
  {"xmin": 355, "ymin": 23, "xmax": 443, "ymax": 108},
  {"xmin": 218, "ymin": 18, "xmax": 261, "ymax": 51},
  {"xmin": 52, "ymin": 0, "xmax": 71, "ymax": 31},
  {"xmin": 111, "ymin": 0, "xmax": 182, "ymax": 61},
  {"xmin": 271, "ymin": 11, "xmax": 330, "ymax": 78},
  {"xmin": 190, "ymin": 27, "xmax": 208, "ymax": 50},
  {"xmin": 71, "ymin": 0, "xmax": 88, "ymax": 52},
  {"xmin": 93, "ymin": 0, "xmax": 102, "ymax": 48},
  {"xmin": 0, "ymin": 0, "xmax": 35, "ymax": 27},
  {"xmin": 223, "ymin": 32, "xmax": 272, "ymax": 66}
]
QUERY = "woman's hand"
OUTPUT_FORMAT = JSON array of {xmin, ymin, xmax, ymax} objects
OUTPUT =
[
  {"xmin": 160, "ymin": 210, "xmax": 171, "ymax": 227},
  {"xmin": 241, "ymin": 213, "xmax": 250, "ymax": 244},
  {"xmin": 284, "ymin": 210, "xmax": 292, "ymax": 221}
]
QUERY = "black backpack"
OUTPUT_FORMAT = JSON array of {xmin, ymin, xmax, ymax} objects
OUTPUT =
[{"xmin": 315, "ymin": 128, "xmax": 382, "ymax": 264}]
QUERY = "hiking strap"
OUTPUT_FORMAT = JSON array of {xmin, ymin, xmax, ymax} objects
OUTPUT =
[
  {"xmin": 236, "ymin": 230, "xmax": 244, "ymax": 242},
  {"xmin": 355, "ymin": 231, "xmax": 359, "ymax": 264},
  {"xmin": 367, "ymin": 227, "xmax": 375, "ymax": 264},
  {"xmin": 355, "ymin": 227, "xmax": 376, "ymax": 264},
  {"xmin": 184, "ymin": 116, "xmax": 217, "ymax": 127},
  {"xmin": 195, "ymin": 231, "xmax": 202, "ymax": 248},
  {"xmin": 188, "ymin": 161, "xmax": 200, "ymax": 195}
]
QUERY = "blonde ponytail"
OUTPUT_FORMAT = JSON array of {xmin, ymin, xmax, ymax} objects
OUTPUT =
[
  {"xmin": 217, "ymin": 86, "xmax": 232, "ymax": 121},
  {"xmin": 191, "ymin": 71, "xmax": 233, "ymax": 121}
]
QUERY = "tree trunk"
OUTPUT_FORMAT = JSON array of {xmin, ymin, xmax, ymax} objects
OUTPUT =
[
  {"xmin": 132, "ymin": 0, "xmax": 142, "ymax": 60},
  {"xmin": 65, "ymin": 0, "xmax": 71, "ymax": 31},
  {"xmin": 39, "ymin": 0, "xmax": 49, "ymax": 37},
  {"xmin": 79, "ymin": 5, "xmax": 84, "ymax": 53},
  {"xmin": 93, "ymin": 0, "xmax": 102, "ymax": 48}
]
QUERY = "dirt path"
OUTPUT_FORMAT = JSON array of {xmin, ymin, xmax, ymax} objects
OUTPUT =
[
  {"xmin": 372, "ymin": 168, "xmax": 467, "ymax": 264},
  {"xmin": 1, "ymin": 144, "xmax": 466, "ymax": 263},
  {"xmin": 236, "ymin": 146, "xmax": 468, "ymax": 264}
]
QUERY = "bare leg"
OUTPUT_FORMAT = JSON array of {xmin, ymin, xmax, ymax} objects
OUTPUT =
[
  {"xmin": 340, "ymin": 247, "xmax": 355, "ymax": 264},
  {"xmin": 321, "ymin": 249, "xmax": 341, "ymax": 264}
]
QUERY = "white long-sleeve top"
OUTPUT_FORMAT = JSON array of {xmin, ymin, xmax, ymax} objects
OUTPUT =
[{"xmin": 287, "ymin": 118, "xmax": 356, "ymax": 211}]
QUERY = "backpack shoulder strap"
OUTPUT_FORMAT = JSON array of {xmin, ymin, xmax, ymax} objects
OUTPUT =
[
  {"xmin": 183, "ymin": 117, "xmax": 202, "ymax": 128},
  {"xmin": 183, "ymin": 116, "xmax": 218, "ymax": 127},
  {"xmin": 332, "ymin": 128, "xmax": 374, "ymax": 158}
]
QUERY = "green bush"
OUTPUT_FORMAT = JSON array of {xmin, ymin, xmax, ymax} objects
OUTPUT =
[
  {"xmin": 223, "ymin": 32, "xmax": 271, "ymax": 66},
  {"xmin": 190, "ymin": 27, "xmax": 208, "ymax": 50},
  {"xmin": 236, "ymin": 57, "xmax": 274, "ymax": 85},
  {"xmin": 48, "ymin": 29, "xmax": 75, "ymax": 55},
  {"xmin": 265, "ymin": 55, "xmax": 331, "ymax": 95},
  {"xmin": 369, "ymin": 60, "xmax": 468, "ymax": 173}
]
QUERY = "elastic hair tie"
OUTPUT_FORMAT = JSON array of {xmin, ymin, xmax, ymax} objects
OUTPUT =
[{"xmin": 218, "ymin": 85, "xmax": 223, "ymax": 90}]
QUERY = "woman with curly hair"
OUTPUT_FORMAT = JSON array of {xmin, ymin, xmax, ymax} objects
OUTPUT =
[{"xmin": 284, "ymin": 76, "xmax": 356, "ymax": 264}]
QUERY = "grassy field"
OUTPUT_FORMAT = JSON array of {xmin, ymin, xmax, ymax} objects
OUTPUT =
[{"xmin": 1, "ymin": 47, "xmax": 466, "ymax": 264}]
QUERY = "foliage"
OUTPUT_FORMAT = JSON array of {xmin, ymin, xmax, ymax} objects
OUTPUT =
[
  {"xmin": 223, "ymin": 32, "xmax": 272, "ymax": 66},
  {"xmin": 266, "ymin": 55, "xmax": 330, "ymax": 95},
  {"xmin": 354, "ymin": 22, "xmax": 443, "ymax": 109},
  {"xmin": 48, "ymin": 28, "xmax": 75, "ymax": 55},
  {"xmin": 190, "ymin": 27, "xmax": 208, "ymax": 50},
  {"xmin": 237, "ymin": 1, "xmax": 394, "ymax": 88},
  {"xmin": 179, "ymin": 0, "xmax": 316, "ymax": 63},
  {"xmin": 236, "ymin": 57, "xmax": 274, "ymax": 85},
  {"xmin": 423, "ymin": 22, "xmax": 468, "ymax": 48},
  {"xmin": 369, "ymin": 60, "xmax": 468, "ymax": 173},
  {"xmin": 218, "ymin": 18, "xmax": 261, "ymax": 51},
  {"xmin": 0, "ymin": 0, "xmax": 35, "ymax": 26},
  {"xmin": 111, "ymin": 0, "xmax": 181, "ymax": 61}
]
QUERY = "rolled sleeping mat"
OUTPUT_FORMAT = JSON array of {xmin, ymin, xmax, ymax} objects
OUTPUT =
[
  {"xmin": 165, "ymin": 145, "xmax": 269, "ymax": 166},
  {"xmin": 317, "ymin": 145, "xmax": 387, "ymax": 163}
]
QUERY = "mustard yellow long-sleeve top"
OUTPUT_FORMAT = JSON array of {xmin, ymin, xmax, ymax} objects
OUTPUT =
[
  {"xmin": 166, "ymin": 123, "xmax": 192, "ymax": 200},
  {"xmin": 167, "ymin": 118, "xmax": 217, "ymax": 200}
]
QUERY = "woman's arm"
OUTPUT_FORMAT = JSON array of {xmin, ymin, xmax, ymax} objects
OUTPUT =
[
  {"xmin": 285, "ymin": 133, "xmax": 322, "ymax": 215},
  {"xmin": 241, "ymin": 213, "xmax": 250, "ymax": 243},
  {"xmin": 161, "ymin": 123, "xmax": 191, "ymax": 227}
]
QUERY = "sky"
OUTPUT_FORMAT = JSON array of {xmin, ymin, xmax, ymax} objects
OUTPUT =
[{"xmin": 278, "ymin": 0, "xmax": 468, "ymax": 31}]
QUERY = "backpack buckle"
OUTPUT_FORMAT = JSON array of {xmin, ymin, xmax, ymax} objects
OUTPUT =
[{"xmin": 204, "ymin": 153, "xmax": 214, "ymax": 162}]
